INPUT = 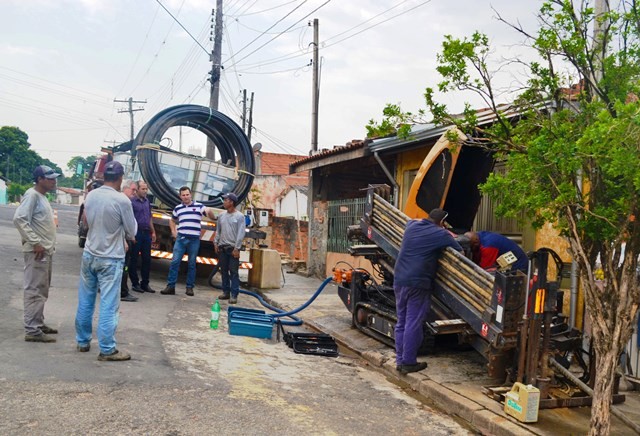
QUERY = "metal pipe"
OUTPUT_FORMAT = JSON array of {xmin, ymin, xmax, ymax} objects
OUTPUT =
[
  {"xmin": 373, "ymin": 152, "xmax": 401, "ymax": 207},
  {"xmin": 549, "ymin": 357, "xmax": 640, "ymax": 434}
]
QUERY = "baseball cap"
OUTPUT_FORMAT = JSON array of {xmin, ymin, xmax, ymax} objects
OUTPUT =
[
  {"xmin": 223, "ymin": 192, "xmax": 238, "ymax": 204},
  {"xmin": 104, "ymin": 161, "xmax": 125, "ymax": 176},
  {"xmin": 428, "ymin": 208, "xmax": 449, "ymax": 224},
  {"xmin": 33, "ymin": 165, "xmax": 61, "ymax": 182}
]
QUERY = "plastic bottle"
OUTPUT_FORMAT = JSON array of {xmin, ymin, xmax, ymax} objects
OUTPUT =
[{"xmin": 210, "ymin": 299, "xmax": 221, "ymax": 329}]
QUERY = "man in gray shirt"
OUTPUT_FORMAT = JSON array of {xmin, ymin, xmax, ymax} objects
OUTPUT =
[
  {"xmin": 75, "ymin": 161, "xmax": 137, "ymax": 361},
  {"xmin": 214, "ymin": 192, "xmax": 246, "ymax": 304},
  {"xmin": 13, "ymin": 165, "xmax": 61, "ymax": 343}
]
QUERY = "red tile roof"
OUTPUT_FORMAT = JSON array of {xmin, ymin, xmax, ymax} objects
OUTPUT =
[{"xmin": 288, "ymin": 140, "xmax": 367, "ymax": 169}]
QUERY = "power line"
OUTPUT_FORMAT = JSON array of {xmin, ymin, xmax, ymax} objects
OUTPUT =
[
  {"xmin": 224, "ymin": 0, "xmax": 310, "ymax": 65},
  {"xmin": 229, "ymin": 0, "xmax": 299, "ymax": 17},
  {"xmin": 154, "ymin": 0, "xmax": 209, "ymax": 55}
]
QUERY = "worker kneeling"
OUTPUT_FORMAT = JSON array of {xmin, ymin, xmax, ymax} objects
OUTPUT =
[{"xmin": 393, "ymin": 209, "xmax": 463, "ymax": 374}]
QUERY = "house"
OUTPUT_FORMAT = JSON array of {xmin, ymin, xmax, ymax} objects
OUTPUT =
[
  {"xmin": 56, "ymin": 187, "xmax": 82, "ymax": 205},
  {"xmin": 0, "ymin": 176, "xmax": 7, "ymax": 205}
]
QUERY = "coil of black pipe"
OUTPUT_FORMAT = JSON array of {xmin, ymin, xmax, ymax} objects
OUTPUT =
[{"xmin": 133, "ymin": 104, "xmax": 255, "ymax": 209}]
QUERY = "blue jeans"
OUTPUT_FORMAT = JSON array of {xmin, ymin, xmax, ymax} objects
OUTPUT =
[
  {"xmin": 129, "ymin": 230, "xmax": 152, "ymax": 288},
  {"xmin": 167, "ymin": 235, "xmax": 200, "ymax": 288},
  {"xmin": 218, "ymin": 246, "xmax": 240, "ymax": 298},
  {"xmin": 394, "ymin": 285, "xmax": 431, "ymax": 366},
  {"xmin": 75, "ymin": 252, "xmax": 124, "ymax": 355}
]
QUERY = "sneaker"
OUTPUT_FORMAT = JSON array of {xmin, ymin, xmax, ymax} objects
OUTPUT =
[
  {"xmin": 131, "ymin": 285, "xmax": 144, "ymax": 293},
  {"xmin": 97, "ymin": 349, "xmax": 131, "ymax": 362},
  {"xmin": 41, "ymin": 325, "xmax": 58, "ymax": 334},
  {"xmin": 398, "ymin": 362, "xmax": 428, "ymax": 374},
  {"xmin": 186, "ymin": 287, "xmax": 194, "ymax": 296},
  {"xmin": 121, "ymin": 293, "xmax": 138, "ymax": 302},
  {"xmin": 219, "ymin": 293, "xmax": 230, "ymax": 300},
  {"xmin": 229, "ymin": 297, "xmax": 237, "ymax": 305},
  {"xmin": 77, "ymin": 343, "xmax": 90, "ymax": 352},
  {"xmin": 25, "ymin": 334, "xmax": 56, "ymax": 343},
  {"xmin": 142, "ymin": 285, "xmax": 156, "ymax": 294},
  {"xmin": 160, "ymin": 285, "xmax": 176, "ymax": 295}
]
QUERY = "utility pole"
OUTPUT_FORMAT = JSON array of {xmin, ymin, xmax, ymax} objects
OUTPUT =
[
  {"xmin": 114, "ymin": 97, "xmax": 146, "ymax": 142},
  {"xmin": 242, "ymin": 89, "xmax": 247, "ymax": 131},
  {"xmin": 310, "ymin": 18, "xmax": 319, "ymax": 154},
  {"xmin": 247, "ymin": 91, "xmax": 255, "ymax": 143},
  {"xmin": 206, "ymin": 1, "xmax": 223, "ymax": 160}
]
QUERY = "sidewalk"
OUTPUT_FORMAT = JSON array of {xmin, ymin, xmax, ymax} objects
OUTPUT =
[{"xmin": 253, "ymin": 271, "xmax": 640, "ymax": 436}]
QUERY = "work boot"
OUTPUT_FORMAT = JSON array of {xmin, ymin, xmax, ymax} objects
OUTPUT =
[
  {"xmin": 25, "ymin": 334, "xmax": 56, "ymax": 343},
  {"xmin": 229, "ymin": 297, "xmax": 237, "ymax": 305},
  {"xmin": 219, "ymin": 293, "xmax": 230, "ymax": 300},
  {"xmin": 97, "ymin": 349, "xmax": 131, "ymax": 362},
  {"xmin": 160, "ymin": 285, "xmax": 175, "ymax": 295},
  {"xmin": 131, "ymin": 285, "xmax": 144, "ymax": 293},
  {"xmin": 142, "ymin": 285, "xmax": 156, "ymax": 294},
  {"xmin": 186, "ymin": 287, "xmax": 194, "ymax": 296},
  {"xmin": 41, "ymin": 325, "xmax": 58, "ymax": 334},
  {"xmin": 77, "ymin": 343, "xmax": 90, "ymax": 352},
  {"xmin": 398, "ymin": 362, "xmax": 428, "ymax": 374},
  {"xmin": 121, "ymin": 293, "xmax": 138, "ymax": 302}
]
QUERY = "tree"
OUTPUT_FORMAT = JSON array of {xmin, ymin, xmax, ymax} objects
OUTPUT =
[
  {"xmin": 58, "ymin": 155, "xmax": 97, "ymax": 189},
  {"xmin": 368, "ymin": 1, "xmax": 640, "ymax": 434},
  {"xmin": 0, "ymin": 126, "xmax": 62, "ymax": 185}
]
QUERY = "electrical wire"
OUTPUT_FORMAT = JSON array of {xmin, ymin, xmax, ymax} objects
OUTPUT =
[{"xmin": 154, "ymin": 0, "xmax": 209, "ymax": 55}]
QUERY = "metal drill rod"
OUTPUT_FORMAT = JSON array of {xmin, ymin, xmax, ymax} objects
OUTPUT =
[
  {"xmin": 436, "ymin": 273, "xmax": 485, "ymax": 313},
  {"xmin": 442, "ymin": 250, "xmax": 495, "ymax": 289},
  {"xmin": 438, "ymin": 260, "xmax": 492, "ymax": 305},
  {"xmin": 371, "ymin": 211, "xmax": 405, "ymax": 243},
  {"xmin": 372, "ymin": 199, "xmax": 410, "ymax": 228},
  {"xmin": 373, "ymin": 194, "xmax": 411, "ymax": 223}
]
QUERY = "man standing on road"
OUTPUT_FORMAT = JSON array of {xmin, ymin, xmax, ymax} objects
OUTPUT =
[
  {"xmin": 161, "ymin": 186, "xmax": 214, "ymax": 297},
  {"xmin": 214, "ymin": 193, "xmax": 246, "ymax": 305},
  {"xmin": 13, "ymin": 165, "xmax": 61, "ymax": 343},
  {"xmin": 393, "ymin": 208, "xmax": 462, "ymax": 374},
  {"xmin": 75, "ymin": 161, "xmax": 137, "ymax": 361},
  {"xmin": 119, "ymin": 179, "xmax": 139, "ymax": 302},
  {"xmin": 129, "ymin": 180, "xmax": 157, "ymax": 295}
]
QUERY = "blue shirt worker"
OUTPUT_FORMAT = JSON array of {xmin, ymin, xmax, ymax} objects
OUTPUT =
[
  {"xmin": 465, "ymin": 231, "xmax": 528, "ymax": 273},
  {"xmin": 13, "ymin": 165, "xmax": 61, "ymax": 343},
  {"xmin": 75, "ymin": 161, "xmax": 137, "ymax": 361},
  {"xmin": 129, "ymin": 180, "xmax": 157, "ymax": 294},
  {"xmin": 393, "ymin": 208, "xmax": 462, "ymax": 375},
  {"xmin": 161, "ymin": 186, "xmax": 215, "ymax": 297},
  {"xmin": 214, "ymin": 192, "xmax": 246, "ymax": 305}
]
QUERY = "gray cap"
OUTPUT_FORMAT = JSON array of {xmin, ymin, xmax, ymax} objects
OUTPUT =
[
  {"xmin": 104, "ymin": 161, "xmax": 124, "ymax": 176},
  {"xmin": 33, "ymin": 165, "xmax": 61, "ymax": 182}
]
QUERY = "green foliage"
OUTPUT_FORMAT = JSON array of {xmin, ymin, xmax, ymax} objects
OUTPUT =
[
  {"xmin": 58, "ymin": 155, "xmax": 97, "ymax": 189},
  {"xmin": 7, "ymin": 182, "xmax": 30, "ymax": 203},
  {"xmin": 0, "ymin": 126, "xmax": 62, "ymax": 185}
]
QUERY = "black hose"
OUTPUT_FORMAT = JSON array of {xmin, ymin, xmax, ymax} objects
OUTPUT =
[{"xmin": 133, "ymin": 105, "xmax": 255, "ymax": 208}]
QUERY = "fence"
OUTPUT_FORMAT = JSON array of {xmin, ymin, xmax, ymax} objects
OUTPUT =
[{"xmin": 327, "ymin": 197, "xmax": 366, "ymax": 253}]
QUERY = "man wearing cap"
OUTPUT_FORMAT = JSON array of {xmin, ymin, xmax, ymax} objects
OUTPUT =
[
  {"xmin": 161, "ymin": 186, "xmax": 215, "ymax": 296},
  {"xmin": 464, "ymin": 231, "xmax": 528, "ymax": 273},
  {"xmin": 13, "ymin": 165, "xmax": 61, "ymax": 343},
  {"xmin": 75, "ymin": 160, "xmax": 137, "ymax": 361},
  {"xmin": 214, "ymin": 192, "xmax": 245, "ymax": 304},
  {"xmin": 393, "ymin": 208, "xmax": 462, "ymax": 374}
]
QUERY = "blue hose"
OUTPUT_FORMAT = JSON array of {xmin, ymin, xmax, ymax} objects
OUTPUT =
[{"xmin": 238, "ymin": 277, "xmax": 333, "ymax": 326}]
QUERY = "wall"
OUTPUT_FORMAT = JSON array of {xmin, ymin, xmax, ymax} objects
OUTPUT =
[
  {"xmin": 249, "ymin": 175, "xmax": 286, "ymax": 211},
  {"xmin": 307, "ymin": 200, "xmax": 328, "ymax": 278},
  {"xmin": 276, "ymin": 188, "xmax": 308, "ymax": 220},
  {"xmin": 269, "ymin": 216, "xmax": 308, "ymax": 261}
]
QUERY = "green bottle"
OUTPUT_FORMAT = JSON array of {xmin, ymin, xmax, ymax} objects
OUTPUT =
[{"xmin": 210, "ymin": 299, "xmax": 221, "ymax": 329}]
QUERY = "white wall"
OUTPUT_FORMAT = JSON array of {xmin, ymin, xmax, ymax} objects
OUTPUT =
[{"xmin": 276, "ymin": 189, "xmax": 308, "ymax": 220}]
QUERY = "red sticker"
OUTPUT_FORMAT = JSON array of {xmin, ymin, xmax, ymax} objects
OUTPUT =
[
  {"xmin": 367, "ymin": 227, "xmax": 372, "ymax": 239},
  {"xmin": 481, "ymin": 323, "xmax": 489, "ymax": 337}
]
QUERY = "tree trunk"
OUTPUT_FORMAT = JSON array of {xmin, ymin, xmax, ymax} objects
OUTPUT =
[{"xmin": 589, "ymin": 346, "xmax": 617, "ymax": 435}]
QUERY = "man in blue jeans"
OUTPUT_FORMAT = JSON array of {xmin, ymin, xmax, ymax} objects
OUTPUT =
[
  {"xmin": 214, "ymin": 192, "xmax": 246, "ymax": 305},
  {"xmin": 75, "ymin": 161, "xmax": 137, "ymax": 361},
  {"xmin": 393, "ymin": 208, "xmax": 462, "ymax": 374},
  {"xmin": 161, "ymin": 186, "xmax": 215, "ymax": 296}
]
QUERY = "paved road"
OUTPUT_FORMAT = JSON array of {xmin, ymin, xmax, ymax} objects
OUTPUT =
[{"xmin": 0, "ymin": 203, "xmax": 473, "ymax": 435}]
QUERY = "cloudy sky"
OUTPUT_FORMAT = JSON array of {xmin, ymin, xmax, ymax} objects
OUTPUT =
[{"xmin": 0, "ymin": 0, "xmax": 541, "ymax": 172}]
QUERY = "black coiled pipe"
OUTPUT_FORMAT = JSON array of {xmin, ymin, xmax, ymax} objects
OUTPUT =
[{"xmin": 133, "ymin": 104, "xmax": 255, "ymax": 208}]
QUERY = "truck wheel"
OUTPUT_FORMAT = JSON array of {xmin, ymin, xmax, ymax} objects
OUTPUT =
[{"xmin": 207, "ymin": 265, "xmax": 220, "ymax": 288}]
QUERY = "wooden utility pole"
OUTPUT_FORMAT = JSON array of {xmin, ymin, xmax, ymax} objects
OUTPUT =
[
  {"xmin": 242, "ymin": 89, "xmax": 247, "ymax": 131},
  {"xmin": 311, "ymin": 18, "xmax": 319, "ymax": 154},
  {"xmin": 206, "ymin": 0, "xmax": 223, "ymax": 160},
  {"xmin": 114, "ymin": 97, "xmax": 146, "ymax": 141},
  {"xmin": 247, "ymin": 91, "xmax": 255, "ymax": 142}
]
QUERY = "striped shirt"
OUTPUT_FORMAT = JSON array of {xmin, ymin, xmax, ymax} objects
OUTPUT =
[{"xmin": 172, "ymin": 201, "xmax": 207, "ymax": 237}]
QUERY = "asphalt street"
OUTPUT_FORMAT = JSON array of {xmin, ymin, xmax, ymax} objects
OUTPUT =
[{"xmin": 0, "ymin": 203, "xmax": 473, "ymax": 435}]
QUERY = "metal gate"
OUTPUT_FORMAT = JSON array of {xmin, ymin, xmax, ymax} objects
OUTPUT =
[{"xmin": 327, "ymin": 197, "xmax": 366, "ymax": 253}]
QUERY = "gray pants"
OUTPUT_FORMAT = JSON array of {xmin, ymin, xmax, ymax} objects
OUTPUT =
[{"xmin": 23, "ymin": 252, "xmax": 52, "ymax": 335}]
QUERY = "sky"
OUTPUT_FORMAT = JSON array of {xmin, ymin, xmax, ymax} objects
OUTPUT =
[{"xmin": 0, "ymin": 0, "xmax": 542, "ymax": 174}]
